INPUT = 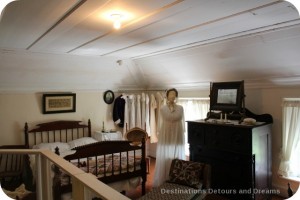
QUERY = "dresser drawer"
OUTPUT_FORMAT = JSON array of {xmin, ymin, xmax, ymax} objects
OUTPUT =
[
  {"xmin": 191, "ymin": 145, "xmax": 252, "ymax": 164},
  {"xmin": 188, "ymin": 123, "xmax": 252, "ymax": 154},
  {"xmin": 205, "ymin": 125, "xmax": 251, "ymax": 154},
  {"xmin": 188, "ymin": 122, "xmax": 205, "ymax": 145}
]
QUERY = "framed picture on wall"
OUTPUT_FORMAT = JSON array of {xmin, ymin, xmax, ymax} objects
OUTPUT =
[
  {"xmin": 103, "ymin": 90, "xmax": 114, "ymax": 104},
  {"xmin": 43, "ymin": 93, "xmax": 76, "ymax": 114}
]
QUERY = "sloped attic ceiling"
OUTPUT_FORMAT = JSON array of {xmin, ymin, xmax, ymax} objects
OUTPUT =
[{"xmin": 0, "ymin": 0, "xmax": 300, "ymax": 93}]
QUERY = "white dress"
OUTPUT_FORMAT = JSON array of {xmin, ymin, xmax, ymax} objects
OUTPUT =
[
  {"xmin": 153, "ymin": 104, "xmax": 185, "ymax": 187},
  {"xmin": 155, "ymin": 92, "xmax": 164, "ymax": 141},
  {"xmin": 149, "ymin": 94, "xmax": 158, "ymax": 143},
  {"xmin": 145, "ymin": 94, "xmax": 150, "ymax": 134},
  {"xmin": 128, "ymin": 94, "xmax": 136, "ymax": 130},
  {"xmin": 136, "ymin": 94, "xmax": 142, "ymax": 128},
  {"xmin": 141, "ymin": 93, "xmax": 146, "ymax": 130}
]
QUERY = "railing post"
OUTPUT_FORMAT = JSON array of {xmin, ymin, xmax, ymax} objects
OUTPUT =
[
  {"xmin": 35, "ymin": 153, "xmax": 52, "ymax": 200},
  {"xmin": 72, "ymin": 177, "xmax": 85, "ymax": 200}
]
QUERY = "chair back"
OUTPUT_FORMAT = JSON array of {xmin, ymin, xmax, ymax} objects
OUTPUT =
[{"xmin": 124, "ymin": 127, "xmax": 148, "ymax": 145}]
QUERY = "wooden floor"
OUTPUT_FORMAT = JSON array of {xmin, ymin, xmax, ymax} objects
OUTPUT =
[
  {"xmin": 126, "ymin": 157, "xmax": 285, "ymax": 200},
  {"xmin": 125, "ymin": 157, "xmax": 155, "ymax": 199},
  {"xmin": 272, "ymin": 195, "xmax": 285, "ymax": 200}
]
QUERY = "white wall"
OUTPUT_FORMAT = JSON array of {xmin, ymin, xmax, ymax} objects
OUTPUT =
[
  {"xmin": 0, "ymin": 92, "xmax": 119, "ymax": 145},
  {"xmin": 251, "ymin": 87, "xmax": 300, "ymax": 197},
  {"xmin": 1, "ymin": 86, "xmax": 300, "ymax": 196}
]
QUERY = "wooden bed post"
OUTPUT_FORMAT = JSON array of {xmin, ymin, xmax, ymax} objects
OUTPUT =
[
  {"xmin": 141, "ymin": 137, "xmax": 147, "ymax": 195},
  {"xmin": 88, "ymin": 119, "xmax": 91, "ymax": 137},
  {"xmin": 24, "ymin": 122, "xmax": 29, "ymax": 149}
]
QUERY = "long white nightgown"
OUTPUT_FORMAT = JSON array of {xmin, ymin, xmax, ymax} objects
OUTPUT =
[
  {"xmin": 136, "ymin": 94, "xmax": 142, "ymax": 128},
  {"xmin": 149, "ymin": 94, "xmax": 158, "ymax": 143},
  {"xmin": 153, "ymin": 104, "xmax": 185, "ymax": 187}
]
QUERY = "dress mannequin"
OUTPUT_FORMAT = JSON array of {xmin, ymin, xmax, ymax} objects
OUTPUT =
[{"xmin": 153, "ymin": 88, "xmax": 185, "ymax": 187}]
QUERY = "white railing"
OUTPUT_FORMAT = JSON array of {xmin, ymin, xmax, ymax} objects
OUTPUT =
[{"xmin": 0, "ymin": 149, "xmax": 130, "ymax": 200}]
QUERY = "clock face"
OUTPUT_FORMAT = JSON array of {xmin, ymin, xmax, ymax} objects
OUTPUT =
[{"xmin": 103, "ymin": 90, "xmax": 114, "ymax": 104}]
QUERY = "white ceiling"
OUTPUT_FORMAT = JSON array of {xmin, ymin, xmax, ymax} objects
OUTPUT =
[{"xmin": 0, "ymin": 0, "xmax": 300, "ymax": 93}]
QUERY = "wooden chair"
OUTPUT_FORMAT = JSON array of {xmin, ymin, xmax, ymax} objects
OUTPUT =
[
  {"xmin": 124, "ymin": 127, "xmax": 150, "ymax": 173},
  {"xmin": 0, "ymin": 145, "xmax": 28, "ymax": 191}
]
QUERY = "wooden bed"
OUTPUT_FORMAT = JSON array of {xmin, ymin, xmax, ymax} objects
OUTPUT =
[
  {"xmin": 24, "ymin": 120, "xmax": 92, "ymax": 149},
  {"xmin": 24, "ymin": 119, "xmax": 147, "ymax": 200}
]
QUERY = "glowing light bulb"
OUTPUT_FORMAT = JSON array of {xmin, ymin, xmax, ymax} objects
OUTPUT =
[
  {"xmin": 113, "ymin": 19, "xmax": 121, "ymax": 29},
  {"xmin": 111, "ymin": 14, "xmax": 123, "ymax": 29}
]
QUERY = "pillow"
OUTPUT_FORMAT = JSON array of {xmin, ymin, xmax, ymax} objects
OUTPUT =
[
  {"xmin": 168, "ymin": 159, "xmax": 205, "ymax": 189},
  {"xmin": 32, "ymin": 142, "xmax": 70, "ymax": 152},
  {"xmin": 68, "ymin": 137, "xmax": 98, "ymax": 149}
]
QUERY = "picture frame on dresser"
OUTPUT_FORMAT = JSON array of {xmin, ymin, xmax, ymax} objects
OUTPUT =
[
  {"xmin": 210, "ymin": 80, "xmax": 245, "ymax": 112},
  {"xmin": 206, "ymin": 80, "xmax": 246, "ymax": 122},
  {"xmin": 42, "ymin": 93, "xmax": 76, "ymax": 114}
]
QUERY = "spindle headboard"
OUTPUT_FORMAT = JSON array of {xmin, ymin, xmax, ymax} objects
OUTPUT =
[{"xmin": 24, "ymin": 119, "xmax": 91, "ymax": 148}]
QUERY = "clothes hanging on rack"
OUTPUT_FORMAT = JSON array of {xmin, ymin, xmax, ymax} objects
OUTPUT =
[
  {"xmin": 112, "ymin": 95, "xmax": 125, "ymax": 128},
  {"xmin": 136, "ymin": 94, "xmax": 142, "ymax": 128},
  {"xmin": 122, "ymin": 94, "xmax": 129, "ymax": 135},
  {"xmin": 128, "ymin": 94, "xmax": 136, "ymax": 130},
  {"xmin": 114, "ymin": 91, "xmax": 164, "ymax": 143},
  {"xmin": 141, "ymin": 93, "xmax": 146, "ymax": 130},
  {"xmin": 150, "ymin": 94, "xmax": 158, "ymax": 143},
  {"xmin": 145, "ymin": 93, "xmax": 150, "ymax": 134}
]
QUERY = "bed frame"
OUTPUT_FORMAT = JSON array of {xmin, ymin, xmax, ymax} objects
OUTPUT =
[
  {"xmin": 62, "ymin": 140, "xmax": 146, "ymax": 192},
  {"xmin": 24, "ymin": 120, "xmax": 92, "ymax": 148},
  {"xmin": 24, "ymin": 119, "xmax": 147, "ymax": 199}
]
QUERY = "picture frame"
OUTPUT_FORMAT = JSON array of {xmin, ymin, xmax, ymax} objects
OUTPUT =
[
  {"xmin": 43, "ymin": 93, "xmax": 76, "ymax": 114},
  {"xmin": 103, "ymin": 90, "xmax": 114, "ymax": 104},
  {"xmin": 209, "ymin": 80, "xmax": 244, "ymax": 112}
]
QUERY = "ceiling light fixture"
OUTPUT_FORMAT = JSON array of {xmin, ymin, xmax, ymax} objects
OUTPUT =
[
  {"xmin": 285, "ymin": 0, "xmax": 300, "ymax": 16},
  {"xmin": 110, "ymin": 14, "xmax": 123, "ymax": 29}
]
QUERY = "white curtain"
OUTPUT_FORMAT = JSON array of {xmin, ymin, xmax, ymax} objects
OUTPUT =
[
  {"xmin": 278, "ymin": 100, "xmax": 300, "ymax": 178},
  {"xmin": 177, "ymin": 98, "xmax": 210, "ymax": 156}
]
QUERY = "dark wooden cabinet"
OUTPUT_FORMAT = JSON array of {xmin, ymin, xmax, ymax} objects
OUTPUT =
[{"xmin": 187, "ymin": 120, "xmax": 272, "ymax": 200}]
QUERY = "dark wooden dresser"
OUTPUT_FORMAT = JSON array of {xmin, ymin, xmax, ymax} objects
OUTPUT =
[{"xmin": 187, "ymin": 120, "xmax": 272, "ymax": 200}]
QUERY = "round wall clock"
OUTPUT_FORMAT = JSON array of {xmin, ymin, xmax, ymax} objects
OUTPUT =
[{"xmin": 103, "ymin": 90, "xmax": 114, "ymax": 104}]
